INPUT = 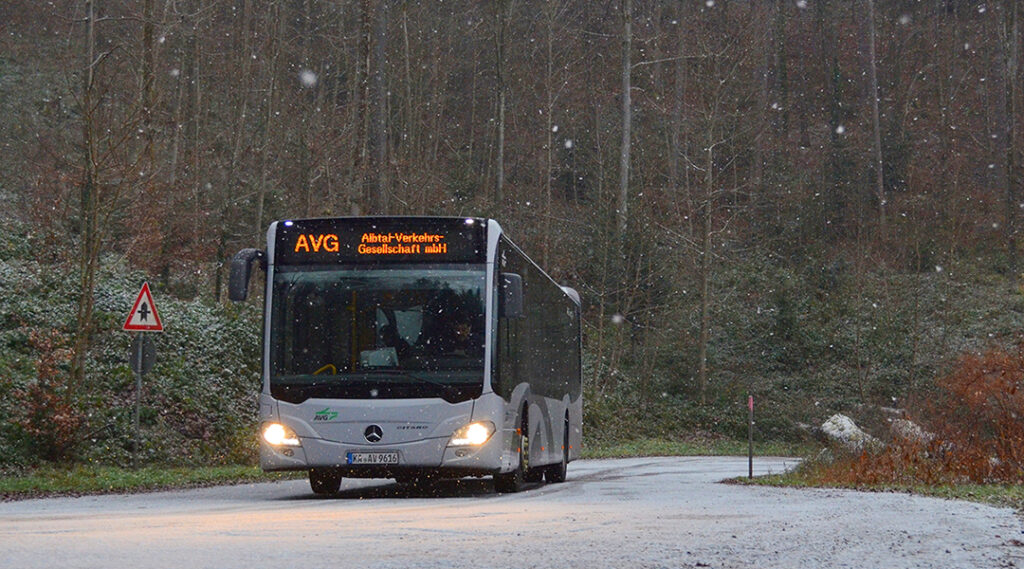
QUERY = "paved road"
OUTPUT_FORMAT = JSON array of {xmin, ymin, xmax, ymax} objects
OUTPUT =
[{"xmin": 1, "ymin": 457, "xmax": 1021, "ymax": 568}]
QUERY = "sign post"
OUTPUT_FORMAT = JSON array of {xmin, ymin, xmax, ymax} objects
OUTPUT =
[
  {"xmin": 123, "ymin": 282, "xmax": 163, "ymax": 468},
  {"xmin": 748, "ymin": 395, "xmax": 754, "ymax": 479}
]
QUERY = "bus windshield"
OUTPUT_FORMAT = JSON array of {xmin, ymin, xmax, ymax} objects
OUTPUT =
[{"xmin": 269, "ymin": 265, "xmax": 486, "ymax": 403}]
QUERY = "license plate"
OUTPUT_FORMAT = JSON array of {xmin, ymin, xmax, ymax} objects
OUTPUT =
[{"xmin": 346, "ymin": 451, "xmax": 399, "ymax": 465}]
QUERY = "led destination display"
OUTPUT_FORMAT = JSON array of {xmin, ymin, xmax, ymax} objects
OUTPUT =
[
  {"xmin": 356, "ymin": 231, "xmax": 448, "ymax": 255},
  {"xmin": 274, "ymin": 217, "xmax": 486, "ymax": 265}
]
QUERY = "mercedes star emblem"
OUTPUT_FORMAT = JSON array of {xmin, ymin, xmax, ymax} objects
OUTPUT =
[{"xmin": 364, "ymin": 424, "xmax": 383, "ymax": 443}]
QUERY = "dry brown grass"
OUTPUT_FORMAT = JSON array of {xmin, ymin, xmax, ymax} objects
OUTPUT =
[{"xmin": 813, "ymin": 344, "xmax": 1024, "ymax": 485}]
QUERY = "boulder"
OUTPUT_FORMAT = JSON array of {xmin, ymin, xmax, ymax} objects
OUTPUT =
[
  {"xmin": 821, "ymin": 413, "xmax": 881, "ymax": 452},
  {"xmin": 889, "ymin": 417, "xmax": 934, "ymax": 444}
]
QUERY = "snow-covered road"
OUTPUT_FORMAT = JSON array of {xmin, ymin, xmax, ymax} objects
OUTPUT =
[{"xmin": 1, "ymin": 457, "xmax": 1021, "ymax": 568}]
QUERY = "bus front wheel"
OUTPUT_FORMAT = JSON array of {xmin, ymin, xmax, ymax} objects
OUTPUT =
[{"xmin": 495, "ymin": 418, "xmax": 529, "ymax": 493}]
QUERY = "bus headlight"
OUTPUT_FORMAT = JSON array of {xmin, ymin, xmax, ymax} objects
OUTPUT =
[
  {"xmin": 449, "ymin": 421, "xmax": 495, "ymax": 446},
  {"xmin": 263, "ymin": 423, "xmax": 301, "ymax": 447}
]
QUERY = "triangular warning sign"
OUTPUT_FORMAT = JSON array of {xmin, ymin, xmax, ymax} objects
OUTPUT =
[{"xmin": 123, "ymin": 282, "xmax": 164, "ymax": 332}]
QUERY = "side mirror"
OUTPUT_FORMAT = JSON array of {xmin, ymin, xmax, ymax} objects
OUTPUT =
[
  {"xmin": 229, "ymin": 248, "xmax": 266, "ymax": 302},
  {"xmin": 500, "ymin": 273, "xmax": 524, "ymax": 319}
]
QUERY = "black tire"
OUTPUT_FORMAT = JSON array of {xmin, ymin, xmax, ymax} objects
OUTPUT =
[
  {"xmin": 524, "ymin": 467, "xmax": 544, "ymax": 483},
  {"xmin": 545, "ymin": 419, "xmax": 569, "ymax": 484},
  {"xmin": 524, "ymin": 428, "xmax": 544, "ymax": 483},
  {"xmin": 309, "ymin": 468, "xmax": 342, "ymax": 495},
  {"xmin": 495, "ymin": 416, "xmax": 529, "ymax": 493}
]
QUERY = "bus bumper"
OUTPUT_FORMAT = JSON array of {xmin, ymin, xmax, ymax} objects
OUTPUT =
[{"xmin": 259, "ymin": 425, "xmax": 508, "ymax": 477}]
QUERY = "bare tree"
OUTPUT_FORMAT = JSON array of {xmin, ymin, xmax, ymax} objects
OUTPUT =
[
  {"xmin": 370, "ymin": 0, "xmax": 390, "ymax": 213},
  {"xmin": 255, "ymin": 0, "xmax": 283, "ymax": 238},
  {"xmin": 540, "ymin": 0, "xmax": 575, "ymax": 266},
  {"xmin": 140, "ymin": 0, "xmax": 156, "ymax": 167},
  {"xmin": 1005, "ymin": 0, "xmax": 1020, "ymax": 274},
  {"xmin": 697, "ymin": 137, "xmax": 715, "ymax": 405},
  {"xmin": 865, "ymin": 0, "xmax": 887, "ymax": 234},
  {"xmin": 70, "ymin": 0, "xmax": 148, "ymax": 388},
  {"xmin": 70, "ymin": 0, "xmax": 101, "ymax": 391},
  {"xmin": 493, "ymin": 0, "xmax": 513, "ymax": 205},
  {"xmin": 617, "ymin": 0, "xmax": 632, "ymax": 236},
  {"xmin": 689, "ymin": 5, "xmax": 761, "ymax": 405},
  {"xmin": 669, "ymin": 19, "xmax": 689, "ymax": 237}
]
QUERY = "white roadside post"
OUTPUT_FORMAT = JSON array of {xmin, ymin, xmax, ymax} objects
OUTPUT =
[{"xmin": 123, "ymin": 282, "xmax": 163, "ymax": 468}]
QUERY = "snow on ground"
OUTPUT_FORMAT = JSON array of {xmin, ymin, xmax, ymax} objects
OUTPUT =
[{"xmin": 1, "ymin": 457, "xmax": 1021, "ymax": 568}]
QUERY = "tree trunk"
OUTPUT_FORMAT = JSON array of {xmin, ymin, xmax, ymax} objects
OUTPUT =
[
  {"xmin": 401, "ymin": 3, "xmax": 414, "ymax": 154},
  {"xmin": 617, "ymin": 0, "xmax": 632, "ymax": 237},
  {"xmin": 669, "ymin": 51, "xmax": 683, "ymax": 222},
  {"xmin": 866, "ymin": 0, "xmax": 887, "ymax": 234},
  {"xmin": 256, "ymin": 0, "xmax": 282, "ymax": 240},
  {"xmin": 141, "ymin": 0, "xmax": 155, "ymax": 168},
  {"xmin": 1005, "ymin": 0, "xmax": 1020, "ymax": 274},
  {"xmin": 189, "ymin": 7, "xmax": 203, "ymax": 245},
  {"xmin": 494, "ymin": 0, "xmax": 509, "ymax": 205},
  {"xmin": 771, "ymin": 0, "xmax": 789, "ymax": 136},
  {"xmin": 670, "ymin": 1, "xmax": 692, "ymax": 237},
  {"xmin": 543, "ymin": 0, "xmax": 556, "ymax": 267},
  {"xmin": 697, "ymin": 140, "xmax": 713, "ymax": 405},
  {"xmin": 215, "ymin": 0, "xmax": 253, "ymax": 300},
  {"xmin": 370, "ymin": 0, "xmax": 389, "ymax": 213},
  {"xmin": 71, "ymin": 0, "xmax": 100, "ymax": 393}
]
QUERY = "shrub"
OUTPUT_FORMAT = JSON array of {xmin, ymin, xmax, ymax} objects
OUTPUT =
[
  {"xmin": 12, "ymin": 328, "xmax": 83, "ymax": 461},
  {"xmin": 804, "ymin": 343, "xmax": 1024, "ymax": 486},
  {"xmin": 0, "ymin": 253, "xmax": 263, "ymax": 469},
  {"xmin": 924, "ymin": 344, "xmax": 1024, "ymax": 482}
]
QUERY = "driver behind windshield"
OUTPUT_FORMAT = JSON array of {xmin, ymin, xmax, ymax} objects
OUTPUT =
[{"xmin": 418, "ymin": 290, "xmax": 483, "ymax": 357}]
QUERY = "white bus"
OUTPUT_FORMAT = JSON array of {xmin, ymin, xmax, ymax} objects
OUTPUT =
[{"xmin": 229, "ymin": 217, "xmax": 582, "ymax": 494}]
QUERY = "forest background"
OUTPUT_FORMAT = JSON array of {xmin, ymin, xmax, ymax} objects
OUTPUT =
[{"xmin": 1, "ymin": 0, "xmax": 1023, "ymax": 469}]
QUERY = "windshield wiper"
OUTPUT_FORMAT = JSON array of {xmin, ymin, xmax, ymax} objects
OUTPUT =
[{"xmin": 365, "ymin": 369, "xmax": 460, "ymax": 399}]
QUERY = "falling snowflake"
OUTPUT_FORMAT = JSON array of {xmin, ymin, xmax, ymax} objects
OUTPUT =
[{"xmin": 299, "ymin": 69, "xmax": 318, "ymax": 88}]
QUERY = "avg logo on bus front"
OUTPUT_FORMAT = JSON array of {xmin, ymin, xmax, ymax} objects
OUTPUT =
[
  {"xmin": 293, "ymin": 233, "xmax": 340, "ymax": 253},
  {"xmin": 292, "ymin": 232, "xmax": 449, "ymax": 256}
]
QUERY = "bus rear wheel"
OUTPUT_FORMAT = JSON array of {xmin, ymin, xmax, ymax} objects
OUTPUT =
[
  {"xmin": 545, "ymin": 419, "xmax": 570, "ymax": 483},
  {"xmin": 309, "ymin": 468, "xmax": 342, "ymax": 495}
]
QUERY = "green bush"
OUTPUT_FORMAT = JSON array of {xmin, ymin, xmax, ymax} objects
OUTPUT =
[
  {"xmin": 583, "ymin": 249, "xmax": 1024, "ymax": 447},
  {"xmin": 0, "ymin": 241, "xmax": 261, "ymax": 471}
]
